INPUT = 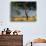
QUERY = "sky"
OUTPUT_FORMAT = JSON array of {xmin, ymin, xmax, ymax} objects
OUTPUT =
[
  {"xmin": 11, "ymin": 9, "xmax": 36, "ymax": 17},
  {"xmin": 0, "ymin": 0, "xmax": 46, "ymax": 46}
]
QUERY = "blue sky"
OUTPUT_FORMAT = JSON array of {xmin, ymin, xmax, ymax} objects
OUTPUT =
[{"xmin": 0, "ymin": 0, "xmax": 46, "ymax": 45}]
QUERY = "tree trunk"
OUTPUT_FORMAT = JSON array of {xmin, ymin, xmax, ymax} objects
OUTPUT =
[
  {"xmin": 24, "ymin": 3, "xmax": 28, "ymax": 20},
  {"xmin": 25, "ymin": 9, "xmax": 28, "ymax": 20}
]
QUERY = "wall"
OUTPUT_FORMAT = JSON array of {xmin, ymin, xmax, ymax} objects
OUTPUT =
[{"xmin": 33, "ymin": 43, "xmax": 46, "ymax": 46}]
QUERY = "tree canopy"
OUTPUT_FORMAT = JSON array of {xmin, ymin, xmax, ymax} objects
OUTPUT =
[{"xmin": 11, "ymin": 2, "xmax": 36, "ymax": 10}]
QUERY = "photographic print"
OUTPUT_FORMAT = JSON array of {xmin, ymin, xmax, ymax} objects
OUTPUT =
[{"xmin": 10, "ymin": 2, "xmax": 36, "ymax": 22}]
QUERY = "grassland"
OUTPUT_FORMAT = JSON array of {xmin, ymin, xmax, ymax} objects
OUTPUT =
[{"xmin": 11, "ymin": 16, "xmax": 36, "ymax": 22}]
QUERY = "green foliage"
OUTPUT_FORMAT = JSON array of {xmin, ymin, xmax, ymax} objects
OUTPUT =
[{"xmin": 11, "ymin": 2, "xmax": 36, "ymax": 10}]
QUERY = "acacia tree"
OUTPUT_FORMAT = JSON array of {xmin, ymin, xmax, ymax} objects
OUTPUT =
[
  {"xmin": 24, "ymin": 3, "xmax": 29, "ymax": 20},
  {"xmin": 23, "ymin": 2, "xmax": 36, "ymax": 20}
]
